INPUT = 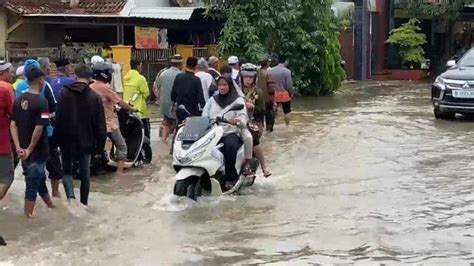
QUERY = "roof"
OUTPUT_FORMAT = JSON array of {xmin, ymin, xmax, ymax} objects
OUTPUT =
[
  {"xmin": 129, "ymin": 7, "xmax": 201, "ymax": 20},
  {"xmin": 4, "ymin": 0, "xmax": 127, "ymax": 15}
]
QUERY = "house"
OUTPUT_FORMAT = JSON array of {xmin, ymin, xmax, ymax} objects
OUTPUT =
[
  {"xmin": 0, "ymin": 0, "xmax": 217, "ymax": 61},
  {"xmin": 0, "ymin": 0, "xmax": 131, "ymax": 60},
  {"xmin": 372, "ymin": 0, "xmax": 474, "ymax": 80}
]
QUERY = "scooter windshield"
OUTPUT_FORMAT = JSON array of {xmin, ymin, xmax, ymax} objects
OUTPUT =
[{"xmin": 177, "ymin": 117, "xmax": 212, "ymax": 142}]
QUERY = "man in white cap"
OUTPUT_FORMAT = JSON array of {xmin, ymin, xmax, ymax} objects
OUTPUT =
[
  {"xmin": 155, "ymin": 54, "xmax": 183, "ymax": 144},
  {"xmin": 195, "ymin": 58, "xmax": 214, "ymax": 101},
  {"xmin": 13, "ymin": 65, "xmax": 25, "ymax": 90},
  {"xmin": 208, "ymin": 56, "xmax": 221, "ymax": 80},
  {"xmin": 0, "ymin": 60, "xmax": 15, "ymax": 201},
  {"xmin": 228, "ymin": 56, "xmax": 240, "ymax": 87}
]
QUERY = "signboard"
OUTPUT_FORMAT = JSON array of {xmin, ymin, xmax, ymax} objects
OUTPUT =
[{"xmin": 135, "ymin": 27, "xmax": 160, "ymax": 49}]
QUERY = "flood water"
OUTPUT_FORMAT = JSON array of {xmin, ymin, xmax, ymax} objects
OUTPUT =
[{"xmin": 1, "ymin": 81, "xmax": 473, "ymax": 265}]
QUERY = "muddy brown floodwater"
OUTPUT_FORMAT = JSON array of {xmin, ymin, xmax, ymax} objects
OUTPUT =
[{"xmin": 1, "ymin": 81, "xmax": 473, "ymax": 265}]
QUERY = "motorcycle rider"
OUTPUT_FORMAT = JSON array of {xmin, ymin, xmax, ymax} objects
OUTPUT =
[
  {"xmin": 90, "ymin": 63, "xmax": 136, "ymax": 175},
  {"xmin": 202, "ymin": 75, "xmax": 250, "ymax": 189},
  {"xmin": 240, "ymin": 64, "xmax": 272, "ymax": 177}
]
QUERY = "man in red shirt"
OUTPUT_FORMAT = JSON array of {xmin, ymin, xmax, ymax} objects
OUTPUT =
[{"xmin": 0, "ymin": 61, "xmax": 15, "ymax": 200}]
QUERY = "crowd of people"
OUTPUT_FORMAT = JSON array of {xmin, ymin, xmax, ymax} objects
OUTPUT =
[
  {"xmin": 156, "ymin": 54, "xmax": 294, "ymax": 188},
  {"xmin": 0, "ymin": 52, "xmax": 294, "ymax": 218}
]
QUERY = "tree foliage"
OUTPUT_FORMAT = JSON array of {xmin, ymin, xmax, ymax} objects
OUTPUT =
[
  {"xmin": 388, "ymin": 19, "xmax": 427, "ymax": 66},
  {"xmin": 205, "ymin": 0, "xmax": 346, "ymax": 96},
  {"xmin": 397, "ymin": 0, "xmax": 472, "ymax": 19}
]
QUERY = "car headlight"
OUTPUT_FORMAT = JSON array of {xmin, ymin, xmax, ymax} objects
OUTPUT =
[{"xmin": 435, "ymin": 76, "xmax": 446, "ymax": 88}]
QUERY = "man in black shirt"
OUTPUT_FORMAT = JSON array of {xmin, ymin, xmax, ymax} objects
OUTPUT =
[
  {"xmin": 171, "ymin": 57, "xmax": 205, "ymax": 124},
  {"xmin": 54, "ymin": 64, "xmax": 106, "ymax": 207},
  {"xmin": 10, "ymin": 67, "xmax": 55, "ymax": 218}
]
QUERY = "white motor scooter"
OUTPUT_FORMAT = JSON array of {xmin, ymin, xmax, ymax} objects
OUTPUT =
[{"xmin": 172, "ymin": 104, "xmax": 259, "ymax": 200}]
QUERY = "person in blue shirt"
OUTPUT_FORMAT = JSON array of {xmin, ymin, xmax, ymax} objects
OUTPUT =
[
  {"xmin": 16, "ymin": 59, "xmax": 62, "ymax": 198},
  {"xmin": 16, "ymin": 60, "xmax": 57, "ymax": 116},
  {"xmin": 50, "ymin": 59, "xmax": 75, "ymax": 100}
]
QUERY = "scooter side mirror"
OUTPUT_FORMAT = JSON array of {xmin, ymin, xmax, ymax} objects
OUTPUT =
[
  {"xmin": 178, "ymin": 104, "xmax": 191, "ymax": 115},
  {"xmin": 229, "ymin": 104, "xmax": 244, "ymax": 112}
]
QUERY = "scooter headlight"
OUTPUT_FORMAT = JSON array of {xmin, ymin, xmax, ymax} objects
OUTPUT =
[{"xmin": 175, "ymin": 133, "xmax": 216, "ymax": 164}]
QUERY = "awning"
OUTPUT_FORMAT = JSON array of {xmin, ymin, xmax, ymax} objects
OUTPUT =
[{"xmin": 129, "ymin": 7, "xmax": 202, "ymax": 20}]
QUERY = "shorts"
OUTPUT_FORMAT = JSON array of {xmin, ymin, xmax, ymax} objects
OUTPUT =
[
  {"xmin": 252, "ymin": 133, "xmax": 260, "ymax": 146},
  {"xmin": 0, "ymin": 154, "xmax": 14, "ymax": 186},
  {"xmin": 108, "ymin": 130, "xmax": 128, "ymax": 161},
  {"xmin": 46, "ymin": 139, "xmax": 62, "ymax": 180},
  {"xmin": 253, "ymin": 111, "xmax": 265, "ymax": 123},
  {"xmin": 280, "ymin": 101, "xmax": 292, "ymax": 114}
]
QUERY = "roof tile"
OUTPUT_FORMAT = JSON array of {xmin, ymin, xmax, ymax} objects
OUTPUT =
[{"xmin": 4, "ymin": 0, "xmax": 127, "ymax": 15}]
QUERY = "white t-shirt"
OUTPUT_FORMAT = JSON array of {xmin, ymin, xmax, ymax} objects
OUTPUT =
[
  {"xmin": 110, "ymin": 62, "xmax": 123, "ymax": 93},
  {"xmin": 195, "ymin": 71, "xmax": 214, "ymax": 101},
  {"xmin": 231, "ymin": 68, "xmax": 239, "ymax": 80}
]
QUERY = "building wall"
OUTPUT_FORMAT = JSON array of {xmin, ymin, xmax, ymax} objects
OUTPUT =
[
  {"xmin": 339, "ymin": 29, "xmax": 355, "ymax": 79},
  {"xmin": 8, "ymin": 22, "xmax": 47, "ymax": 48},
  {"xmin": 0, "ymin": 8, "xmax": 7, "ymax": 58},
  {"xmin": 374, "ymin": 0, "xmax": 388, "ymax": 73}
]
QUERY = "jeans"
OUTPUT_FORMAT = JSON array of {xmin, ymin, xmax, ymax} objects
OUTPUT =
[
  {"xmin": 62, "ymin": 153, "xmax": 91, "ymax": 205},
  {"xmin": 21, "ymin": 160, "xmax": 48, "ymax": 201},
  {"xmin": 108, "ymin": 130, "xmax": 128, "ymax": 161},
  {"xmin": 220, "ymin": 133, "xmax": 242, "ymax": 182}
]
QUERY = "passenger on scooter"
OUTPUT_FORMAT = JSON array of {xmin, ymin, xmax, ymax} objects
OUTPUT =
[
  {"xmin": 90, "ymin": 63, "xmax": 137, "ymax": 175},
  {"xmin": 201, "ymin": 75, "xmax": 251, "ymax": 188},
  {"xmin": 240, "ymin": 64, "xmax": 272, "ymax": 177}
]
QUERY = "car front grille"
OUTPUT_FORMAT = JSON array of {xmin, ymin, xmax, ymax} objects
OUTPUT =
[{"xmin": 445, "ymin": 80, "xmax": 474, "ymax": 89}]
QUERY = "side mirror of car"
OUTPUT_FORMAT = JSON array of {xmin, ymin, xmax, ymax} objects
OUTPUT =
[{"xmin": 446, "ymin": 60, "xmax": 456, "ymax": 68}]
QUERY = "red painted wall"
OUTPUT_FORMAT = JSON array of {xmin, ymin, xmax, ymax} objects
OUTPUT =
[
  {"xmin": 374, "ymin": 0, "xmax": 388, "ymax": 73},
  {"xmin": 339, "ymin": 29, "xmax": 355, "ymax": 80}
]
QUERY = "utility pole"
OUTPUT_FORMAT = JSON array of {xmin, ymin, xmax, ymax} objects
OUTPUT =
[{"xmin": 354, "ymin": 0, "xmax": 369, "ymax": 80}]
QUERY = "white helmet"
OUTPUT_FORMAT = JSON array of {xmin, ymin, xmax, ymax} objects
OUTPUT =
[{"xmin": 91, "ymin": 55, "xmax": 105, "ymax": 65}]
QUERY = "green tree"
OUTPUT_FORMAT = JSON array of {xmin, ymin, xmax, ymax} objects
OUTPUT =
[
  {"xmin": 397, "ymin": 0, "xmax": 474, "ymax": 59},
  {"xmin": 205, "ymin": 0, "xmax": 346, "ymax": 96},
  {"xmin": 398, "ymin": 0, "xmax": 470, "ymax": 18},
  {"xmin": 388, "ymin": 19, "xmax": 427, "ymax": 66}
]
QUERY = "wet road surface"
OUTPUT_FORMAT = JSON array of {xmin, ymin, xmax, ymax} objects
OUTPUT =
[{"xmin": 1, "ymin": 81, "xmax": 473, "ymax": 264}]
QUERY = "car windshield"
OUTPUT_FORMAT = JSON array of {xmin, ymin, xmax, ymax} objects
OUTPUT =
[{"xmin": 458, "ymin": 50, "xmax": 474, "ymax": 67}]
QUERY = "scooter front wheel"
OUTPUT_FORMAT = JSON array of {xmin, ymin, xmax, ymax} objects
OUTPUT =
[
  {"xmin": 174, "ymin": 176, "xmax": 201, "ymax": 200},
  {"xmin": 142, "ymin": 144, "xmax": 152, "ymax": 164}
]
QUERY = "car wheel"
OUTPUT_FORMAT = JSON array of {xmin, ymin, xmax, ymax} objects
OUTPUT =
[{"xmin": 434, "ymin": 108, "xmax": 455, "ymax": 120}]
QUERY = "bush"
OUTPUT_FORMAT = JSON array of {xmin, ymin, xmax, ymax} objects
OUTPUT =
[{"xmin": 387, "ymin": 19, "xmax": 427, "ymax": 67}]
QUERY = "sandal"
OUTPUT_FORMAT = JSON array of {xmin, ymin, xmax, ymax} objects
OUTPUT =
[
  {"xmin": 225, "ymin": 181, "xmax": 237, "ymax": 190},
  {"xmin": 263, "ymin": 170, "xmax": 272, "ymax": 178}
]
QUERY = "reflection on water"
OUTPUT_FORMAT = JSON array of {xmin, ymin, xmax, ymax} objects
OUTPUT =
[{"xmin": 1, "ymin": 81, "xmax": 473, "ymax": 264}]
